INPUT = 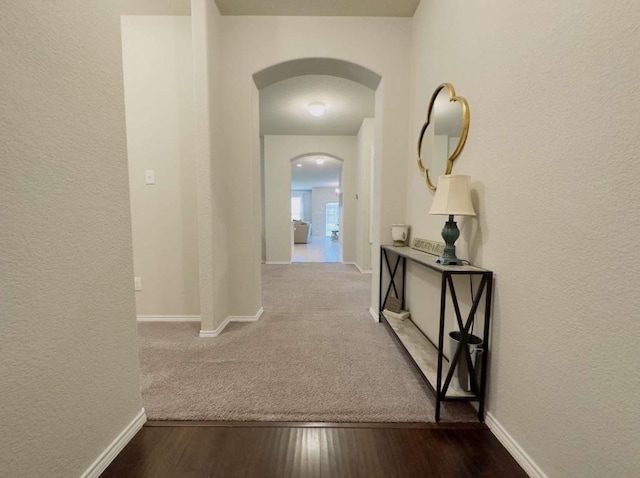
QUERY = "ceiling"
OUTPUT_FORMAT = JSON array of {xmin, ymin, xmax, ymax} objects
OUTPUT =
[
  {"xmin": 291, "ymin": 155, "xmax": 342, "ymax": 190},
  {"xmin": 215, "ymin": 0, "xmax": 420, "ymax": 17},
  {"xmin": 260, "ymin": 75, "xmax": 374, "ymax": 136},
  {"xmin": 254, "ymin": 58, "xmax": 381, "ymax": 91},
  {"xmin": 117, "ymin": 0, "xmax": 190, "ymax": 15},
  {"xmin": 119, "ymin": 0, "xmax": 421, "ymax": 20}
]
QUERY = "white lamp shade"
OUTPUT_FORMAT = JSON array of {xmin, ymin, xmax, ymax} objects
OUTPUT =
[{"xmin": 429, "ymin": 175, "xmax": 476, "ymax": 216}]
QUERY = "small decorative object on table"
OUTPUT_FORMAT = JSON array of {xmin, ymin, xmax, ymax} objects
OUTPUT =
[
  {"xmin": 391, "ymin": 224, "xmax": 410, "ymax": 246},
  {"xmin": 385, "ymin": 297, "xmax": 402, "ymax": 313},
  {"xmin": 411, "ymin": 237, "xmax": 445, "ymax": 256},
  {"xmin": 383, "ymin": 308, "xmax": 411, "ymax": 321},
  {"xmin": 384, "ymin": 297, "xmax": 410, "ymax": 321}
]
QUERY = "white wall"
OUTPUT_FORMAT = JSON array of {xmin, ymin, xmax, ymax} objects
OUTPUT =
[
  {"xmin": 0, "ymin": 1, "xmax": 143, "ymax": 476},
  {"xmin": 121, "ymin": 16, "xmax": 200, "ymax": 316},
  {"xmin": 291, "ymin": 190, "xmax": 312, "ymax": 223},
  {"xmin": 191, "ymin": 0, "xmax": 232, "ymax": 333},
  {"xmin": 407, "ymin": 1, "xmax": 640, "ymax": 476},
  {"xmin": 216, "ymin": 17, "xmax": 411, "ymax": 317},
  {"xmin": 356, "ymin": 118, "xmax": 375, "ymax": 272},
  {"xmin": 263, "ymin": 135, "xmax": 357, "ymax": 263},
  {"xmin": 311, "ymin": 187, "xmax": 341, "ymax": 238}
]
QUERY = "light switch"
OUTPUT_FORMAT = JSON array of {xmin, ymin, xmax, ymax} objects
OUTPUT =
[
  {"xmin": 145, "ymin": 169, "xmax": 155, "ymax": 185},
  {"xmin": 134, "ymin": 277, "xmax": 142, "ymax": 291}
]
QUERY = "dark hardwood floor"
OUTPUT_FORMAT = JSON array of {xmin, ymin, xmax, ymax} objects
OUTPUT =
[{"xmin": 101, "ymin": 422, "xmax": 527, "ymax": 478}]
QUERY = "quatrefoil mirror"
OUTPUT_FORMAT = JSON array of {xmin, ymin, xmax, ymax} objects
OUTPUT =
[{"xmin": 417, "ymin": 83, "xmax": 470, "ymax": 190}]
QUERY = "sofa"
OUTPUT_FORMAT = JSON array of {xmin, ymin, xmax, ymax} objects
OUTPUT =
[{"xmin": 293, "ymin": 221, "xmax": 311, "ymax": 244}]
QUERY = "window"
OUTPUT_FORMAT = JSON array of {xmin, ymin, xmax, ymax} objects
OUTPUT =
[
  {"xmin": 325, "ymin": 202, "xmax": 339, "ymax": 236},
  {"xmin": 291, "ymin": 197, "xmax": 302, "ymax": 221}
]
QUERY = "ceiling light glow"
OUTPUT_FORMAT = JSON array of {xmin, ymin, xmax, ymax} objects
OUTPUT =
[
  {"xmin": 308, "ymin": 102, "xmax": 326, "ymax": 117},
  {"xmin": 296, "ymin": 164, "xmax": 302, "ymax": 168},
  {"xmin": 315, "ymin": 158, "xmax": 325, "ymax": 165}
]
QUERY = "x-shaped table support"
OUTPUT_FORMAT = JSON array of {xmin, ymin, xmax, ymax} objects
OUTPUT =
[
  {"xmin": 380, "ymin": 248, "xmax": 406, "ymax": 311},
  {"xmin": 436, "ymin": 271, "xmax": 492, "ymax": 422}
]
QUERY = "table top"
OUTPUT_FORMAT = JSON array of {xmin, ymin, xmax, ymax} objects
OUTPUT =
[{"xmin": 381, "ymin": 245, "xmax": 491, "ymax": 274}]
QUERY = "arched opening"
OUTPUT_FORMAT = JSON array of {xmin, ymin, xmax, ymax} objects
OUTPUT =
[
  {"xmin": 289, "ymin": 153, "xmax": 344, "ymax": 263},
  {"xmin": 255, "ymin": 58, "xmax": 381, "ymax": 271},
  {"xmin": 253, "ymin": 57, "xmax": 382, "ymax": 90}
]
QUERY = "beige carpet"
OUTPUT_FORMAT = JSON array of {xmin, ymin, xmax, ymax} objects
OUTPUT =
[{"xmin": 138, "ymin": 263, "xmax": 475, "ymax": 422}]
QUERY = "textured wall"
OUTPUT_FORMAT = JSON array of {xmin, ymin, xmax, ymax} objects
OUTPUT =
[
  {"xmin": 191, "ymin": 0, "xmax": 230, "ymax": 333},
  {"xmin": 121, "ymin": 16, "xmax": 200, "ymax": 316},
  {"xmin": 355, "ymin": 118, "xmax": 375, "ymax": 271},
  {"xmin": 407, "ymin": 1, "xmax": 640, "ymax": 476},
  {"xmin": 0, "ymin": 1, "xmax": 143, "ymax": 476}
]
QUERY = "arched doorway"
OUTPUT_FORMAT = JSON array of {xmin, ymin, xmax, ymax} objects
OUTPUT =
[
  {"xmin": 289, "ymin": 153, "xmax": 344, "ymax": 263},
  {"xmin": 255, "ymin": 58, "xmax": 380, "ymax": 270}
]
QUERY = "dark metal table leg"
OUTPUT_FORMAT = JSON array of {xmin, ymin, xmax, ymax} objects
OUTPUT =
[{"xmin": 435, "ymin": 273, "xmax": 448, "ymax": 423}]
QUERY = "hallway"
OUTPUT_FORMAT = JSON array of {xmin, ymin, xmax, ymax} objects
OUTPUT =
[
  {"xmin": 107, "ymin": 263, "xmax": 527, "ymax": 477},
  {"xmin": 137, "ymin": 264, "xmax": 474, "ymax": 422}
]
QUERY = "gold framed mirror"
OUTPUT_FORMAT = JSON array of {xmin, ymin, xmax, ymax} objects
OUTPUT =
[{"xmin": 417, "ymin": 83, "xmax": 470, "ymax": 190}]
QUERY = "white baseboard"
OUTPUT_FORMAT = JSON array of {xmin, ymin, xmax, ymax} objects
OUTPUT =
[
  {"xmin": 199, "ymin": 307, "xmax": 264, "ymax": 338},
  {"xmin": 343, "ymin": 262, "xmax": 372, "ymax": 274},
  {"xmin": 229, "ymin": 307, "xmax": 264, "ymax": 323},
  {"xmin": 485, "ymin": 412, "xmax": 547, "ymax": 478},
  {"xmin": 369, "ymin": 307, "xmax": 379, "ymax": 322},
  {"xmin": 137, "ymin": 315, "xmax": 200, "ymax": 322},
  {"xmin": 199, "ymin": 329, "xmax": 220, "ymax": 338},
  {"xmin": 265, "ymin": 261, "xmax": 291, "ymax": 265},
  {"xmin": 80, "ymin": 408, "xmax": 146, "ymax": 478}
]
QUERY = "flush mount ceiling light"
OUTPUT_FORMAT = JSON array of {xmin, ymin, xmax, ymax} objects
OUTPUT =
[
  {"xmin": 308, "ymin": 102, "xmax": 326, "ymax": 117},
  {"xmin": 296, "ymin": 163, "xmax": 302, "ymax": 168},
  {"xmin": 315, "ymin": 158, "xmax": 325, "ymax": 165}
]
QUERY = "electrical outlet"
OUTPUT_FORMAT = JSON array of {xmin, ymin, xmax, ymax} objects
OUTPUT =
[{"xmin": 134, "ymin": 277, "xmax": 142, "ymax": 291}]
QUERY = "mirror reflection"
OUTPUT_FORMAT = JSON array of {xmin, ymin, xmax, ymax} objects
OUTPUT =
[{"xmin": 417, "ymin": 83, "xmax": 469, "ymax": 190}]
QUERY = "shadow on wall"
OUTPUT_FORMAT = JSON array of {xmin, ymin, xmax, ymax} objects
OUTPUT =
[{"xmin": 462, "ymin": 181, "xmax": 485, "ymax": 265}]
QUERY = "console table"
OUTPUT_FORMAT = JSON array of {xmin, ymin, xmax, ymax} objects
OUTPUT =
[{"xmin": 378, "ymin": 245, "xmax": 493, "ymax": 422}]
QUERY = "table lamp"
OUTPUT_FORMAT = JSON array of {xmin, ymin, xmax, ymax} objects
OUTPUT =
[{"xmin": 429, "ymin": 175, "xmax": 476, "ymax": 265}]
